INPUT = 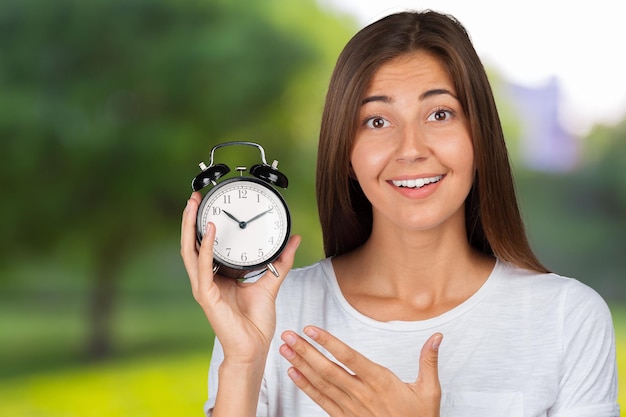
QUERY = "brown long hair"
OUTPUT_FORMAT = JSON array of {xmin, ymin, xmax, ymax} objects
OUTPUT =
[{"xmin": 316, "ymin": 10, "xmax": 548, "ymax": 273}]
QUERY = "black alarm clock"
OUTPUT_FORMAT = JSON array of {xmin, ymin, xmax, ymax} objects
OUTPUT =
[{"xmin": 191, "ymin": 141, "xmax": 291, "ymax": 280}]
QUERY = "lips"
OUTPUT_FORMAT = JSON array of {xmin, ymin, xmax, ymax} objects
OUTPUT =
[{"xmin": 391, "ymin": 175, "xmax": 443, "ymax": 189}]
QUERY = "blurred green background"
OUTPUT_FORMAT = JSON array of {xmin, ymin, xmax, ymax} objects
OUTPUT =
[{"xmin": 0, "ymin": 0, "xmax": 624, "ymax": 415}]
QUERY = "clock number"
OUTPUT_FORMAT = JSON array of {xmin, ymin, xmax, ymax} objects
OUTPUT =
[
  {"xmin": 226, "ymin": 248, "xmax": 232, "ymax": 256},
  {"xmin": 267, "ymin": 205, "xmax": 274, "ymax": 213},
  {"xmin": 223, "ymin": 195, "xmax": 231, "ymax": 204},
  {"xmin": 241, "ymin": 252, "xmax": 248, "ymax": 261},
  {"xmin": 257, "ymin": 194, "xmax": 261, "ymax": 203},
  {"xmin": 257, "ymin": 249, "xmax": 264, "ymax": 258},
  {"xmin": 274, "ymin": 220, "xmax": 280, "ymax": 230},
  {"xmin": 214, "ymin": 236, "xmax": 219, "ymax": 246},
  {"xmin": 212, "ymin": 207, "xmax": 221, "ymax": 215},
  {"xmin": 238, "ymin": 190, "xmax": 247, "ymax": 199},
  {"xmin": 268, "ymin": 236, "xmax": 275, "ymax": 245}
]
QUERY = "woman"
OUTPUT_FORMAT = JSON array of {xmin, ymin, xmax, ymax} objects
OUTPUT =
[{"xmin": 181, "ymin": 10, "xmax": 619, "ymax": 417}]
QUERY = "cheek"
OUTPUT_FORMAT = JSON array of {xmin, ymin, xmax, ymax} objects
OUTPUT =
[
  {"xmin": 457, "ymin": 144, "xmax": 475, "ymax": 173},
  {"xmin": 462, "ymin": 138, "xmax": 476, "ymax": 171},
  {"xmin": 453, "ymin": 141, "xmax": 476, "ymax": 189},
  {"xmin": 350, "ymin": 140, "xmax": 388, "ymax": 182},
  {"xmin": 441, "ymin": 132, "xmax": 474, "ymax": 168}
]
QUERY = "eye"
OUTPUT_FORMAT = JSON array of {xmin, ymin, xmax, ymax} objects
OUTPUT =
[
  {"xmin": 364, "ymin": 116, "xmax": 390, "ymax": 129},
  {"xmin": 427, "ymin": 109, "xmax": 454, "ymax": 122}
]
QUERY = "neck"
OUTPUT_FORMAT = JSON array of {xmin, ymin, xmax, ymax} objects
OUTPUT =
[
  {"xmin": 332, "ymin": 217, "xmax": 495, "ymax": 320},
  {"xmin": 365, "ymin": 227, "xmax": 477, "ymax": 288}
]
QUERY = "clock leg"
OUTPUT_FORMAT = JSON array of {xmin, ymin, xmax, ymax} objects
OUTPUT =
[{"xmin": 267, "ymin": 263, "xmax": 280, "ymax": 278}]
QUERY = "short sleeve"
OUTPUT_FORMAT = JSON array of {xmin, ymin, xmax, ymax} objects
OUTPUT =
[
  {"xmin": 549, "ymin": 279, "xmax": 620, "ymax": 417},
  {"xmin": 203, "ymin": 337, "xmax": 223, "ymax": 416}
]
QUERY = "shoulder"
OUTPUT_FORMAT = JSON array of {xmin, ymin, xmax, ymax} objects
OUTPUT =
[
  {"xmin": 496, "ymin": 261, "xmax": 605, "ymax": 300},
  {"xmin": 507, "ymin": 266, "xmax": 620, "ymax": 412},
  {"xmin": 282, "ymin": 258, "xmax": 330, "ymax": 284},
  {"xmin": 495, "ymin": 261, "xmax": 613, "ymax": 326},
  {"xmin": 276, "ymin": 258, "xmax": 334, "ymax": 299}
]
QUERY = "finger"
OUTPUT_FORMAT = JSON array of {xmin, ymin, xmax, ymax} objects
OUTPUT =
[
  {"xmin": 279, "ymin": 332, "xmax": 347, "ymax": 414},
  {"xmin": 415, "ymin": 333, "xmax": 443, "ymax": 392},
  {"xmin": 303, "ymin": 326, "xmax": 378, "ymax": 379},
  {"xmin": 196, "ymin": 221, "xmax": 217, "ymax": 295},
  {"xmin": 281, "ymin": 328, "xmax": 370, "ymax": 400},
  {"xmin": 190, "ymin": 190, "xmax": 203, "ymax": 204},
  {"xmin": 180, "ymin": 192, "xmax": 202, "ymax": 250},
  {"xmin": 285, "ymin": 367, "xmax": 343, "ymax": 416},
  {"xmin": 181, "ymin": 193, "xmax": 202, "ymax": 285},
  {"xmin": 180, "ymin": 194, "xmax": 195, "ymax": 247}
]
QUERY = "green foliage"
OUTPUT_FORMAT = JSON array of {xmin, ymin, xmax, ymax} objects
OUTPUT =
[
  {"xmin": 0, "ymin": 0, "xmax": 355, "ymax": 271},
  {"xmin": 0, "ymin": 0, "xmax": 316, "ymax": 257}
]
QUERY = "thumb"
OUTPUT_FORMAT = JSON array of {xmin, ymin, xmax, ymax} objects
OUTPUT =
[{"xmin": 416, "ymin": 333, "xmax": 443, "ymax": 388}]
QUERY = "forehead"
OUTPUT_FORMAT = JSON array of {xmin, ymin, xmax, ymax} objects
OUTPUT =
[{"xmin": 364, "ymin": 51, "xmax": 455, "ymax": 95}]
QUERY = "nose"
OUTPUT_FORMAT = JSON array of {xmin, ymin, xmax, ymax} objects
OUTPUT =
[{"xmin": 395, "ymin": 125, "xmax": 429, "ymax": 162}]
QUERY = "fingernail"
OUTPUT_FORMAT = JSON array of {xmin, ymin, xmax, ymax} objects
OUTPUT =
[
  {"xmin": 282, "ymin": 332, "xmax": 297, "ymax": 346},
  {"xmin": 431, "ymin": 334, "xmax": 443, "ymax": 351},
  {"xmin": 303, "ymin": 326, "xmax": 318, "ymax": 340},
  {"xmin": 280, "ymin": 344, "xmax": 295, "ymax": 360},
  {"xmin": 287, "ymin": 367, "xmax": 301, "ymax": 381}
]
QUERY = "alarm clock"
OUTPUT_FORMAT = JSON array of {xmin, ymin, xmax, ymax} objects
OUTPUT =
[{"xmin": 191, "ymin": 141, "xmax": 291, "ymax": 280}]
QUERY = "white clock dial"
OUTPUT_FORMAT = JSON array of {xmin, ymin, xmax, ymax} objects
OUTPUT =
[{"xmin": 197, "ymin": 178, "xmax": 290, "ymax": 270}]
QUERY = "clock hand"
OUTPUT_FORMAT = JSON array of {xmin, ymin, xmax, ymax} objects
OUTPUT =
[
  {"xmin": 222, "ymin": 210, "xmax": 247, "ymax": 229},
  {"xmin": 244, "ymin": 208, "xmax": 273, "ymax": 225}
]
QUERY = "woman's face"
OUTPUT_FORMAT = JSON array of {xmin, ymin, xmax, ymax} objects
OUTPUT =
[{"xmin": 350, "ymin": 50, "xmax": 474, "ymax": 234}]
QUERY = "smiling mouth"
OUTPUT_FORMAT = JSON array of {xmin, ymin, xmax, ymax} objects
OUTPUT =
[{"xmin": 391, "ymin": 175, "xmax": 443, "ymax": 189}]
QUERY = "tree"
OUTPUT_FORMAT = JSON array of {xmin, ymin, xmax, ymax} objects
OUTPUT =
[{"xmin": 0, "ymin": 0, "xmax": 323, "ymax": 358}]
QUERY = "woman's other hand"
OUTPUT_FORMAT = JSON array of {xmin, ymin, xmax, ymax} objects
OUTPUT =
[{"xmin": 280, "ymin": 327, "xmax": 442, "ymax": 417}]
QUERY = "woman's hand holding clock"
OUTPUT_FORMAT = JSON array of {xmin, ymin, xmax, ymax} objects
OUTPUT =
[{"xmin": 181, "ymin": 191, "xmax": 301, "ymax": 364}]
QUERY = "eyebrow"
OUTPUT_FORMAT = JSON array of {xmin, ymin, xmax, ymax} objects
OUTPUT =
[
  {"xmin": 361, "ymin": 95, "xmax": 391, "ymax": 105},
  {"xmin": 361, "ymin": 88, "xmax": 457, "ymax": 105},
  {"xmin": 420, "ymin": 88, "xmax": 457, "ymax": 100}
]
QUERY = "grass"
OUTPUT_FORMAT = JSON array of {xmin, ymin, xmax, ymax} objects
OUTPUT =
[
  {"xmin": 0, "ymin": 293, "xmax": 214, "ymax": 417},
  {"xmin": 0, "ymin": 351, "xmax": 210, "ymax": 417}
]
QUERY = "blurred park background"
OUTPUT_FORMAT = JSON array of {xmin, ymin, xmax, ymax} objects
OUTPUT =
[{"xmin": 0, "ymin": 0, "xmax": 624, "ymax": 415}]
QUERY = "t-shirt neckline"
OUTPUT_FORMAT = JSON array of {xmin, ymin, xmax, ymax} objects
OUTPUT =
[{"xmin": 319, "ymin": 257, "xmax": 504, "ymax": 331}]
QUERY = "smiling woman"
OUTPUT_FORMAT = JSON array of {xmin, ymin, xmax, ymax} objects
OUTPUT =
[
  {"xmin": 316, "ymin": 13, "xmax": 541, "ymax": 271},
  {"xmin": 180, "ymin": 10, "xmax": 620, "ymax": 417}
]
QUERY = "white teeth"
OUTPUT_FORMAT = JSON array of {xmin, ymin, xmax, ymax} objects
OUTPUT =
[{"xmin": 392, "ymin": 175, "xmax": 442, "ymax": 188}]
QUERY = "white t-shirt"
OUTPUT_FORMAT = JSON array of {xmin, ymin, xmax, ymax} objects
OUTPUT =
[{"xmin": 205, "ymin": 258, "xmax": 620, "ymax": 417}]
